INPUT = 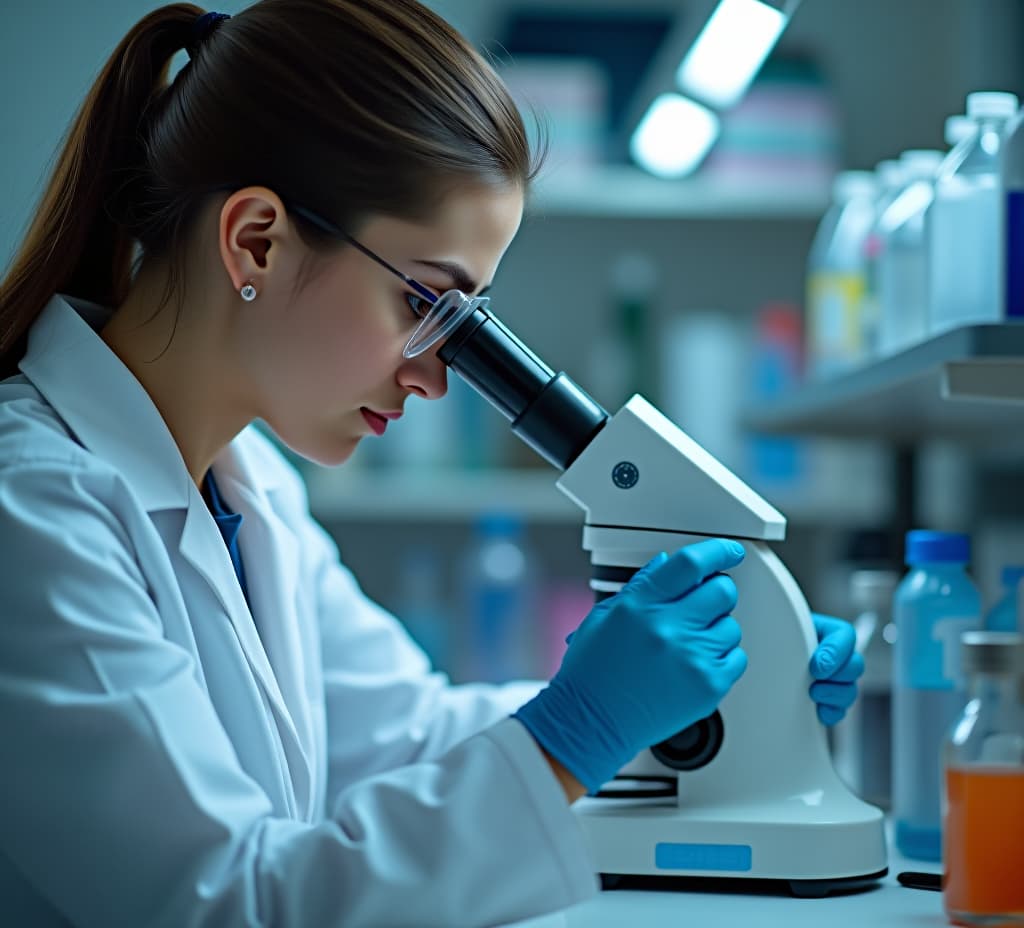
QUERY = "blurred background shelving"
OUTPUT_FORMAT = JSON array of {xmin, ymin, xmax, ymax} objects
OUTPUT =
[
  {"xmin": 745, "ymin": 322, "xmax": 1024, "ymax": 439},
  {"xmin": 5, "ymin": 0, "xmax": 1024, "ymax": 685},
  {"xmin": 529, "ymin": 165, "xmax": 830, "ymax": 218},
  {"xmin": 302, "ymin": 463, "xmax": 892, "ymax": 525}
]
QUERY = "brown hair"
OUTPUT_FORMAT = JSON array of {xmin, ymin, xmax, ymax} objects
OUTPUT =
[{"xmin": 0, "ymin": 0, "xmax": 542, "ymax": 378}]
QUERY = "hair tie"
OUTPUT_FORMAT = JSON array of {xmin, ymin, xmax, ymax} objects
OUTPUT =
[{"xmin": 187, "ymin": 11, "xmax": 231, "ymax": 59}]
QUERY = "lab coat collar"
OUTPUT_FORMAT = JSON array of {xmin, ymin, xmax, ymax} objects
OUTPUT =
[
  {"xmin": 18, "ymin": 293, "xmax": 289, "ymax": 510},
  {"xmin": 19, "ymin": 293, "xmax": 194, "ymax": 512}
]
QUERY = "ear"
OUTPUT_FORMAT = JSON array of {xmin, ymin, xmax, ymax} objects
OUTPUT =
[{"xmin": 218, "ymin": 186, "xmax": 292, "ymax": 294}]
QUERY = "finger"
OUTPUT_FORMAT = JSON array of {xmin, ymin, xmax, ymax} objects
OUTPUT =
[
  {"xmin": 809, "ymin": 615, "xmax": 856, "ymax": 679},
  {"xmin": 718, "ymin": 645, "xmax": 749, "ymax": 687},
  {"xmin": 643, "ymin": 539, "xmax": 745, "ymax": 601},
  {"xmin": 672, "ymin": 574, "xmax": 738, "ymax": 626},
  {"xmin": 809, "ymin": 680, "xmax": 858, "ymax": 710},
  {"xmin": 621, "ymin": 551, "xmax": 669, "ymax": 595},
  {"xmin": 824, "ymin": 652, "xmax": 864, "ymax": 684},
  {"xmin": 703, "ymin": 614, "xmax": 742, "ymax": 656},
  {"xmin": 817, "ymin": 703, "xmax": 846, "ymax": 726}
]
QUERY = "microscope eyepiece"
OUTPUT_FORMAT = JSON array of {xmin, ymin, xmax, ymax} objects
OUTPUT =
[{"xmin": 438, "ymin": 308, "xmax": 608, "ymax": 471}]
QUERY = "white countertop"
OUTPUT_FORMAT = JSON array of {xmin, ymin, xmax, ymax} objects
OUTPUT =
[{"xmin": 509, "ymin": 830, "xmax": 945, "ymax": 928}]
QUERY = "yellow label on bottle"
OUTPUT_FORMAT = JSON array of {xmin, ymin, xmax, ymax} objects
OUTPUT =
[{"xmin": 808, "ymin": 272, "xmax": 865, "ymax": 365}]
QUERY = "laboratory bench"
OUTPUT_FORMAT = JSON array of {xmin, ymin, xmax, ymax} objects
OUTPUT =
[{"xmin": 510, "ymin": 831, "xmax": 945, "ymax": 928}]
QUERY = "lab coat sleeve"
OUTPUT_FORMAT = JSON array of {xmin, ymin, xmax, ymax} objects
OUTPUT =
[
  {"xmin": 279, "ymin": 465, "xmax": 550, "ymax": 796},
  {"xmin": 0, "ymin": 460, "xmax": 597, "ymax": 928}
]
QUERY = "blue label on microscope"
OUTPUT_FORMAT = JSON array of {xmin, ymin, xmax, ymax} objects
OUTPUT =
[
  {"xmin": 655, "ymin": 842, "xmax": 753, "ymax": 872},
  {"xmin": 1007, "ymin": 191, "xmax": 1024, "ymax": 318}
]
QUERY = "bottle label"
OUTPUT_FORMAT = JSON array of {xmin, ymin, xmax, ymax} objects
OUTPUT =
[
  {"xmin": 1007, "ymin": 190, "xmax": 1024, "ymax": 318},
  {"xmin": 808, "ymin": 271, "xmax": 865, "ymax": 362}
]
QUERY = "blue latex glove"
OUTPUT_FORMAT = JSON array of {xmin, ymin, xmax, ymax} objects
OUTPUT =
[
  {"xmin": 808, "ymin": 612, "xmax": 865, "ymax": 726},
  {"xmin": 514, "ymin": 539, "xmax": 748, "ymax": 794}
]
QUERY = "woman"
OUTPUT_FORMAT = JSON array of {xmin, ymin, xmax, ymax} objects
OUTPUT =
[{"xmin": 0, "ymin": 3, "xmax": 862, "ymax": 925}]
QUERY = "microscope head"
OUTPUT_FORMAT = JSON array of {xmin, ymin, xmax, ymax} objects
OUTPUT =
[
  {"xmin": 438, "ymin": 301, "xmax": 785, "ymax": 544},
  {"xmin": 557, "ymin": 394, "xmax": 786, "ymax": 543}
]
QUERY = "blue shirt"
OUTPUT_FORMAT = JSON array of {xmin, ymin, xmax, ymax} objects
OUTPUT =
[{"xmin": 202, "ymin": 469, "xmax": 249, "ymax": 605}]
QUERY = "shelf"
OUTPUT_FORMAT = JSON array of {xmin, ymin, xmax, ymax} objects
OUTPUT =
[
  {"xmin": 304, "ymin": 468, "xmax": 579, "ymax": 523},
  {"xmin": 302, "ymin": 466, "xmax": 889, "ymax": 527},
  {"xmin": 745, "ymin": 323, "xmax": 1024, "ymax": 441},
  {"xmin": 528, "ymin": 164, "xmax": 831, "ymax": 219}
]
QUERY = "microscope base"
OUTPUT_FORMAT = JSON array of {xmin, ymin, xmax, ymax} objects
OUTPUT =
[
  {"xmin": 598, "ymin": 867, "xmax": 889, "ymax": 898},
  {"xmin": 575, "ymin": 795, "xmax": 888, "ymax": 895}
]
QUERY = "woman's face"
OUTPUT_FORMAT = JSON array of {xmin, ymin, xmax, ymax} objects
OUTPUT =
[{"xmin": 231, "ymin": 184, "xmax": 524, "ymax": 466}]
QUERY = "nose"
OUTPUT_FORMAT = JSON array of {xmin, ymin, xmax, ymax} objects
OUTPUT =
[{"xmin": 397, "ymin": 349, "xmax": 448, "ymax": 400}]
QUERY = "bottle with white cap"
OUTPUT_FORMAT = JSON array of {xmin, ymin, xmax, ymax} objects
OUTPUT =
[
  {"xmin": 831, "ymin": 568, "xmax": 900, "ymax": 809},
  {"xmin": 944, "ymin": 114, "xmax": 974, "ymax": 149},
  {"xmin": 805, "ymin": 170, "xmax": 877, "ymax": 378},
  {"xmin": 876, "ymin": 150, "xmax": 945, "ymax": 356},
  {"xmin": 927, "ymin": 91, "xmax": 1019, "ymax": 334},
  {"xmin": 860, "ymin": 159, "xmax": 908, "ymax": 359}
]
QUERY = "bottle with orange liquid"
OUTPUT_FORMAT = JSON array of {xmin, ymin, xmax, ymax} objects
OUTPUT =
[{"xmin": 942, "ymin": 631, "xmax": 1024, "ymax": 927}]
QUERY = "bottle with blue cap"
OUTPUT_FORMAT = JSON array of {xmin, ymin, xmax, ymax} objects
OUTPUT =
[
  {"xmin": 892, "ymin": 529, "xmax": 981, "ymax": 861},
  {"xmin": 984, "ymin": 566, "xmax": 1024, "ymax": 633}
]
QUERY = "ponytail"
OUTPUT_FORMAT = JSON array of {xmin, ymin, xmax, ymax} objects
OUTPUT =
[{"xmin": 0, "ymin": 4, "xmax": 202, "ymax": 378}]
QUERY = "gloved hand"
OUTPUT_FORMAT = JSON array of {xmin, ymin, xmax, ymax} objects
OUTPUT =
[
  {"xmin": 514, "ymin": 539, "xmax": 748, "ymax": 794},
  {"xmin": 808, "ymin": 612, "xmax": 865, "ymax": 725}
]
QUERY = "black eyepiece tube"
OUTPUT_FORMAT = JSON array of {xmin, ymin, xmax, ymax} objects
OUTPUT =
[{"xmin": 439, "ymin": 309, "xmax": 608, "ymax": 470}]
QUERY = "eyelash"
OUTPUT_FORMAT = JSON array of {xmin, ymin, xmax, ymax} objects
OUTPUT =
[{"xmin": 404, "ymin": 292, "xmax": 431, "ymax": 321}]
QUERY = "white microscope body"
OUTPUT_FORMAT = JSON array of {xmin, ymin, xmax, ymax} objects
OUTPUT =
[{"xmin": 555, "ymin": 395, "xmax": 887, "ymax": 894}]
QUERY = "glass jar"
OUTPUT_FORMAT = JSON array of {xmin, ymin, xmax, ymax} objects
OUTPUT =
[{"xmin": 942, "ymin": 631, "xmax": 1024, "ymax": 927}]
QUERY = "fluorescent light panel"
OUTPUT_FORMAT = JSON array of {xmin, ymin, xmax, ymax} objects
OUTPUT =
[
  {"xmin": 676, "ymin": 0, "xmax": 786, "ymax": 109},
  {"xmin": 630, "ymin": 93, "xmax": 720, "ymax": 179}
]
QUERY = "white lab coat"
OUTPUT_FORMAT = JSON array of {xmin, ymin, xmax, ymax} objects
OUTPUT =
[{"xmin": 0, "ymin": 294, "xmax": 598, "ymax": 928}]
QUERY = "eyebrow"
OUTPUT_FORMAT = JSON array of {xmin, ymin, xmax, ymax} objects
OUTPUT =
[{"xmin": 412, "ymin": 259, "xmax": 491, "ymax": 297}]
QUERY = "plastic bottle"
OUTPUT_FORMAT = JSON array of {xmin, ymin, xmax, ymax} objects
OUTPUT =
[
  {"xmin": 892, "ymin": 529, "xmax": 982, "ymax": 861},
  {"xmin": 831, "ymin": 569, "xmax": 899, "ymax": 809},
  {"xmin": 660, "ymin": 310, "xmax": 746, "ymax": 473},
  {"xmin": 861, "ymin": 159, "xmax": 908, "ymax": 359},
  {"xmin": 984, "ymin": 566, "xmax": 1024, "ymax": 632},
  {"xmin": 806, "ymin": 170, "xmax": 877, "ymax": 378},
  {"xmin": 944, "ymin": 114, "xmax": 974, "ymax": 150},
  {"xmin": 877, "ymin": 150, "xmax": 945, "ymax": 357},
  {"xmin": 942, "ymin": 631, "xmax": 1024, "ymax": 927},
  {"xmin": 459, "ymin": 512, "xmax": 538, "ymax": 682},
  {"xmin": 927, "ymin": 91, "xmax": 1019, "ymax": 335},
  {"xmin": 1001, "ymin": 106, "xmax": 1024, "ymax": 322}
]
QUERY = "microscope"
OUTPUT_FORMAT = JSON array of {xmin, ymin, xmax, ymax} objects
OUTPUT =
[{"xmin": 436, "ymin": 304, "xmax": 888, "ymax": 896}]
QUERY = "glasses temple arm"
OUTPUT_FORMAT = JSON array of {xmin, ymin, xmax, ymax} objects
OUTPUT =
[{"xmin": 289, "ymin": 203, "xmax": 439, "ymax": 305}]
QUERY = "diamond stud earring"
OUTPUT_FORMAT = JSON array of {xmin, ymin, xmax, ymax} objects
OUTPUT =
[{"xmin": 240, "ymin": 281, "xmax": 257, "ymax": 302}]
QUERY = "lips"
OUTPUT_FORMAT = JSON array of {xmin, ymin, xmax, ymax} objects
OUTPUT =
[{"xmin": 360, "ymin": 408, "xmax": 388, "ymax": 435}]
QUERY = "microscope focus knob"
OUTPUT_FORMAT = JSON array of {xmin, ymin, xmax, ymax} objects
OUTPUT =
[{"xmin": 650, "ymin": 710, "xmax": 724, "ymax": 771}]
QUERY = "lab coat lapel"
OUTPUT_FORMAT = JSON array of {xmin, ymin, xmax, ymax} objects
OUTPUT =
[
  {"xmin": 212, "ymin": 445, "xmax": 316, "ymax": 819},
  {"xmin": 177, "ymin": 474, "xmax": 313, "ymax": 820}
]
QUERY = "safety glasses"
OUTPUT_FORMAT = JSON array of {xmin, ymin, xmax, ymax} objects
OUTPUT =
[{"xmin": 288, "ymin": 204, "xmax": 490, "ymax": 358}]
